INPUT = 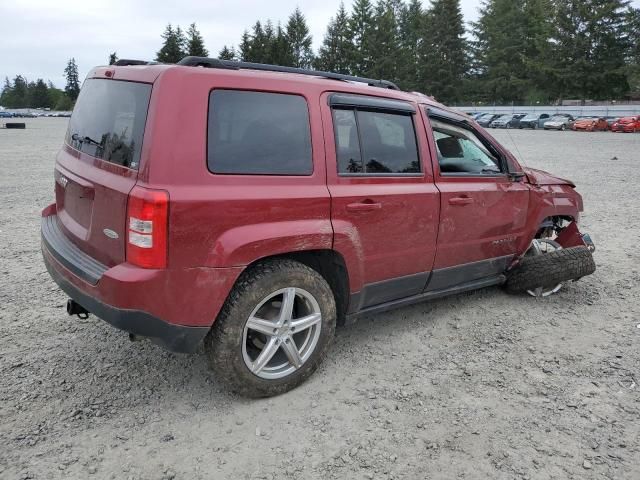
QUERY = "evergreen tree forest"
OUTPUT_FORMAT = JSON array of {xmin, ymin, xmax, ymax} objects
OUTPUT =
[
  {"xmin": 3, "ymin": 3, "xmax": 639, "ymax": 109},
  {"xmin": 216, "ymin": 0, "xmax": 640, "ymax": 104}
]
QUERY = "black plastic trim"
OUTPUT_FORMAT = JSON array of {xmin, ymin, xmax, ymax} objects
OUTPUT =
[
  {"xmin": 359, "ymin": 272, "xmax": 429, "ymax": 309},
  {"xmin": 330, "ymin": 94, "xmax": 415, "ymax": 113},
  {"xmin": 42, "ymin": 242, "xmax": 208, "ymax": 353},
  {"xmin": 41, "ymin": 215, "xmax": 107, "ymax": 285},
  {"xmin": 426, "ymin": 255, "xmax": 512, "ymax": 292},
  {"xmin": 346, "ymin": 275, "xmax": 505, "ymax": 321}
]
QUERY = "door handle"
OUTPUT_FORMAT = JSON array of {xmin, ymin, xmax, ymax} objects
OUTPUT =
[
  {"xmin": 346, "ymin": 200, "xmax": 382, "ymax": 212},
  {"xmin": 449, "ymin": 196, "xmax": 473, "ymax": 206}
]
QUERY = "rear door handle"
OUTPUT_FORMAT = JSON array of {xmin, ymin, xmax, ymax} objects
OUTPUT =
[
  {"xmin": 346, "ymin": 201, "xmax": 382, "ymax": 212},
  {"xmin": 449, "ymin": 196, "xmax": 473, "ymax": 206}
]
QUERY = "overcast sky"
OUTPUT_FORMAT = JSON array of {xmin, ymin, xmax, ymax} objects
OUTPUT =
[{"xmin": 1, "ymin": 0, "xmax": 638, "ymax": 88}]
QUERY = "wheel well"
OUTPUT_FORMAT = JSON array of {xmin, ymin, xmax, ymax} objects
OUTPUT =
[
  {"xmin": 244, "ymin": 250, "xmax": 350, "ymax": 326},
  {"xmin": 536, "ymin": 215, "xmax": 575, "ymax": 238}
]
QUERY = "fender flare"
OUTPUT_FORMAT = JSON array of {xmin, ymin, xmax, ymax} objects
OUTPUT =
[{"xmin": 208, "ymin": 219, "xmax": 334, "ymax": 268}]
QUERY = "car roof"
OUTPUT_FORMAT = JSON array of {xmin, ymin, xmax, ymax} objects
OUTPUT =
[{"xmin": 87, "ymin": 63, "xmax": 454, "ymax": 113}]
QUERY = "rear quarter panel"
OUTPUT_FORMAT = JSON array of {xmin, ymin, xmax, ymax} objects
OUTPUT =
[{"xmin": 143, "ymin": 68, "xmax": 332, "ymax": 269}]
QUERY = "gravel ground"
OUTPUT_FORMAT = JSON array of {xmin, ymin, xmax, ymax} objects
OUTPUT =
[{"xmin": 1, "ymin": 118, "xmax": 639, "ymax": 480}]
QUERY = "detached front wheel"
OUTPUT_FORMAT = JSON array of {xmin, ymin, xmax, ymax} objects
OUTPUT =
[
  {"xmin": 525, "ymin": 239, "xmax": 563, "ymax": 297},
  {"xmin": 206, "ymin": 259, "xmax": 336, "ymax": 397}
]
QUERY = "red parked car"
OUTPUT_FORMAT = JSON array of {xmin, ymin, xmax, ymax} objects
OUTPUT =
[
  {"xmin": 41, "ymin": 57, "xmax": 596, "ymax": 396},
  {"xmin": 572, "ymin": 117, "xmax": 608, "ymax": 132},
  {"xmin": 611, "ymin": 116, "xmax": 640, "ymax": 133}
]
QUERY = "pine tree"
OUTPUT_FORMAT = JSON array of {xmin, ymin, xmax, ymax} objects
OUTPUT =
[
  {"xmin": 348, "ymin": 0, "xmax": 376, "ymax": 75},
  {"xmin": 31, "ymin": 79, "xmax": 50, "ymax": 108},
  {"xmin": 108, "ymin": 52, "xmax": 118, "ymax": 65},
  {"xmin": 239, "ymin": 30, "xmax": 252, "ymax": 61},
  {"xmin": 627, "ymin": 7, "xmax": 640, "ymax": 96},
  {"xmin": 471, "ymin": 0, "xmax": 530, "ymax": 103},
  {"xmin": 155, "ymin": 24, "xmax": 187, "ymax": 63},
  {"xmin": 315, "ymin": 3, "xmax": 352, "ymax": 73},
  {"xmin": 64, "ymin": 58, "xmax": 80, "ymax": 101},
  {"xmin": 368, "ymin": 1, "xmax": 401, "ymax": 81},
  {"xmin": 270, "ymin": 24, "xmax": 293, "ymax": 65},
  {"xmin": 286, "ymin": 7, "xmax": 314, "ymax": 68},
  {"xmin": 521, "ymin": 0, "xmax": 554, "ymax": 102},
  {"xmin": 420, "ymin": 0, "xmax": 468, "ymax": 103},
  {"xmin": 219, "ymin": 45, "xmax": 236, "ymax": 60},
  {"xmin": 397, "ymin": 0, "xmax": 424, "ymax": 91},
  {"xmin": 552, "ymin": 0, "xmax": 631, "ymax": 101},
  {"xmin": 249, "ymin": 21, "xmax": 267, "ymax": 62},
  {"xmin": 186, "ymin": 23, "xmax": 209, "ymax": 57}
]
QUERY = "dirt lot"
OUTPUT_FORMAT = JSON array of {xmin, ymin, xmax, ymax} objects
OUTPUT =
[{"xmin": 1, "ymin": 118, "xmax": 639, "ymax": 480}]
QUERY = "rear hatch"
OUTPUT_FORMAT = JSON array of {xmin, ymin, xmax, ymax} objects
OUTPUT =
[{"xmin": 54, "ymin": 78, "xmax": 151, "ymax": 267}]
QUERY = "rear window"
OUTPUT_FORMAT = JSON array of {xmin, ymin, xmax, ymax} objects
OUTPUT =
[
  {"xmin": 66, "ymin": 79, "xmax": 151, "ymax": 170},
  {"xmin": 207, "ymin": 90, "xmax": 312, "ymax": 175}
]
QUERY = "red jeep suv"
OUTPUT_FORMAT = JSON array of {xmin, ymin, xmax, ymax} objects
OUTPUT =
[{"xmin": 42, "ymin": 57, "xmax": 595, "ymax": 396}]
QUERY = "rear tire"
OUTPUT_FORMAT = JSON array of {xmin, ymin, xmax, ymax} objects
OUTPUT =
[
  {"xmin": 205, "ymin": 259, "xmax": 337, "ymax": 397},
  {"xmin": 505, "ymin": 246, "xmax": 596, "ymax": 295}
]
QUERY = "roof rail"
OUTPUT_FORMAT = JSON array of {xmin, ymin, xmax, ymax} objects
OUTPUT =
[
  {"xmin": 113, "ymin": 59, "xmax": 159, "ymax": 66},
  {"xmin": 177, "ymin": 56, "xmax": 401, "ymax": 91}
]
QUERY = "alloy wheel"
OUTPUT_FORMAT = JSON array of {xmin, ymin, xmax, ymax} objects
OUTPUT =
[{"xmin": 242, "ymin": 287, "xmax": 322, "ymax": 380}]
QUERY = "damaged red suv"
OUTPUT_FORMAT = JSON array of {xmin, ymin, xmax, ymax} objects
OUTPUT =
[{"xmin": 42, "ymin": 57, "xmax": 596, "ymax": 396}]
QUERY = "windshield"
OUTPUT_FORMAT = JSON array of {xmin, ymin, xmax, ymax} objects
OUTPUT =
[
  {"xmin": 619, "ymin": 117, "xmax": 634, "ymax": 123},
  {"xmin": 66, "ymin": 79, "xmax": 151, "ymax": 170},
  {"xmin": 522, "ymin": 115, "xmax": 538, "ymax": 121},
  {"xmin": 549, "ymin": 116, "xmax": 566, "ymax": 121},
  {"xmin": 497, "ymin": 115, "xmax": 511, "ymax": 121}
]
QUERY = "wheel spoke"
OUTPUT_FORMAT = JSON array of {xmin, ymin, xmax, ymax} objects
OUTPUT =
[
  {"xmin": 278, "ymin": 288, "xmax": 296, "ymax": 325},
  {"xmin": 290, "ymin": 312, "xmax": 322, "ymax": 333},
  {"xmin": 281, "ymin": 335, "xmax": 303, "ymax": 369},
  {"xmin": 246, "ymin": 316, "xmax": 278, "ymax": 336},
  {"xmin": 251, "ymin": 337, "xmax": 280, "ymax": 374}
]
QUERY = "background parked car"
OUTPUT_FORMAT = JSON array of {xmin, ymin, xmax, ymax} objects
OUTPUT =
[
  {"xmin": 605, "ymin": 117, "xmax": 620, "ymax": 130},
  {"xmin": 543, "ymin": 114, "xmax": 575, "ymax": 131},
  {"xmin": 490, "ymin": 113, "xmax": 527, "ymax": 128},
  {"xmin": 519, "ymin": 113, "xmax": 551, "ymax": 129},
  {"xmin": 611, "ymin": 116, "xmax": 640, "ymax": 133},
  {"xmin": 572, "ymin": 117, "xmax": 608, "ymax": 132},
  {"xmin": 0, "ymin": 111, "xmax": 13, "ymax": 118},
  {"xmin": 477, "ymin": 114, "xmax": 502, "ymax": 127}
]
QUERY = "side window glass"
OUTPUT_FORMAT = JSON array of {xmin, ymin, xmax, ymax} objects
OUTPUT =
[
  {"xmin": 333, "ymin": 109, "xmax": 363, "ymax": 173},
  {"xmin": 356, "ymin": 110, "xmax": 421, "ymax": 174},
  {"xmin": 430, "ymin": 119, "xmax": 502, "ymax": 175},
  {"xmin": 208, "ymin": 90, "xmax": 312, "ymax": 175}
]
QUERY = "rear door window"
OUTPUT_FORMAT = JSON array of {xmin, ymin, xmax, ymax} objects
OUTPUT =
[
  {"xmin": 66, "ymin": 79, "xmax": 151, "ymax": 170},
  {"xmin": 208, "ymin": 90, "xmax": 313, "ymax": 175},
  {"xmin": 333, "ymin": 107, "xmax": 421, "ymax": 175}
]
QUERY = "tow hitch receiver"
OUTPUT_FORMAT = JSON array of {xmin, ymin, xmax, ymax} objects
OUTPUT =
[{"xmin": 67, "ymin": 299, "xmax": 89, "ymax": 319}]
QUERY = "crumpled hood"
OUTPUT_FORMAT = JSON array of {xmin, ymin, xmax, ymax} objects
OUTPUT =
[{"xmin": 524, "ymin": 167, "xmax": 575, "ymax": 187}]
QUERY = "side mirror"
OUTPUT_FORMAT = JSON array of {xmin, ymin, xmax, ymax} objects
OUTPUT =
[{"xmin": 508, "ymin": 172, "xmax": 526, "ymax": 182}]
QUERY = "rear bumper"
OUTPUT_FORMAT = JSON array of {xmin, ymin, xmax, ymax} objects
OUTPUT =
[
  {"xmin": 43, "ymin": 253, "xmax": 208, "ymax": 353},
  {"xmin": 41, "ymin": 210, "xmax": 243, "ymax": 353}
]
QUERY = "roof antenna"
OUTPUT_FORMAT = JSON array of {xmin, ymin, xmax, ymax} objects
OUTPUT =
[{"xmin": 505, "ymin": 124, "xmax": 529, "ymax": 169}]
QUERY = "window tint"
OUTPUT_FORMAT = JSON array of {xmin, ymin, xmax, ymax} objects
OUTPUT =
[
  {"xmin": 66, "ymin": 79, "xmax": 151, "ymax": 169},
  {"xmin": 208, "ymin": 90, "xmax": 312, "ymax": 175},
  {"xmin": 358, "ymin": 110, "xmax": 420, "ymax": 174},
  {"xmin": 334, "ymin": 108, "xmax": 420, "ymax": 175},
  {"xmin": 333, "ymin": 109, "xmax": 363, "ymax": 173},
  {"xmin": 430, "ymin": 119, "xmax": 502, "ymax": 175}
]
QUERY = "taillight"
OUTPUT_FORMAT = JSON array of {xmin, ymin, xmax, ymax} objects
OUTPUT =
[{"xmin": 126, "ymin": 186, "xmax": 169, "ymax": 269}]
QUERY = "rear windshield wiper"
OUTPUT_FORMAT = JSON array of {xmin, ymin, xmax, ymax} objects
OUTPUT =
[{"xmin": 71, "ymin": 133, "xmax": 102, "ymax": 147}]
